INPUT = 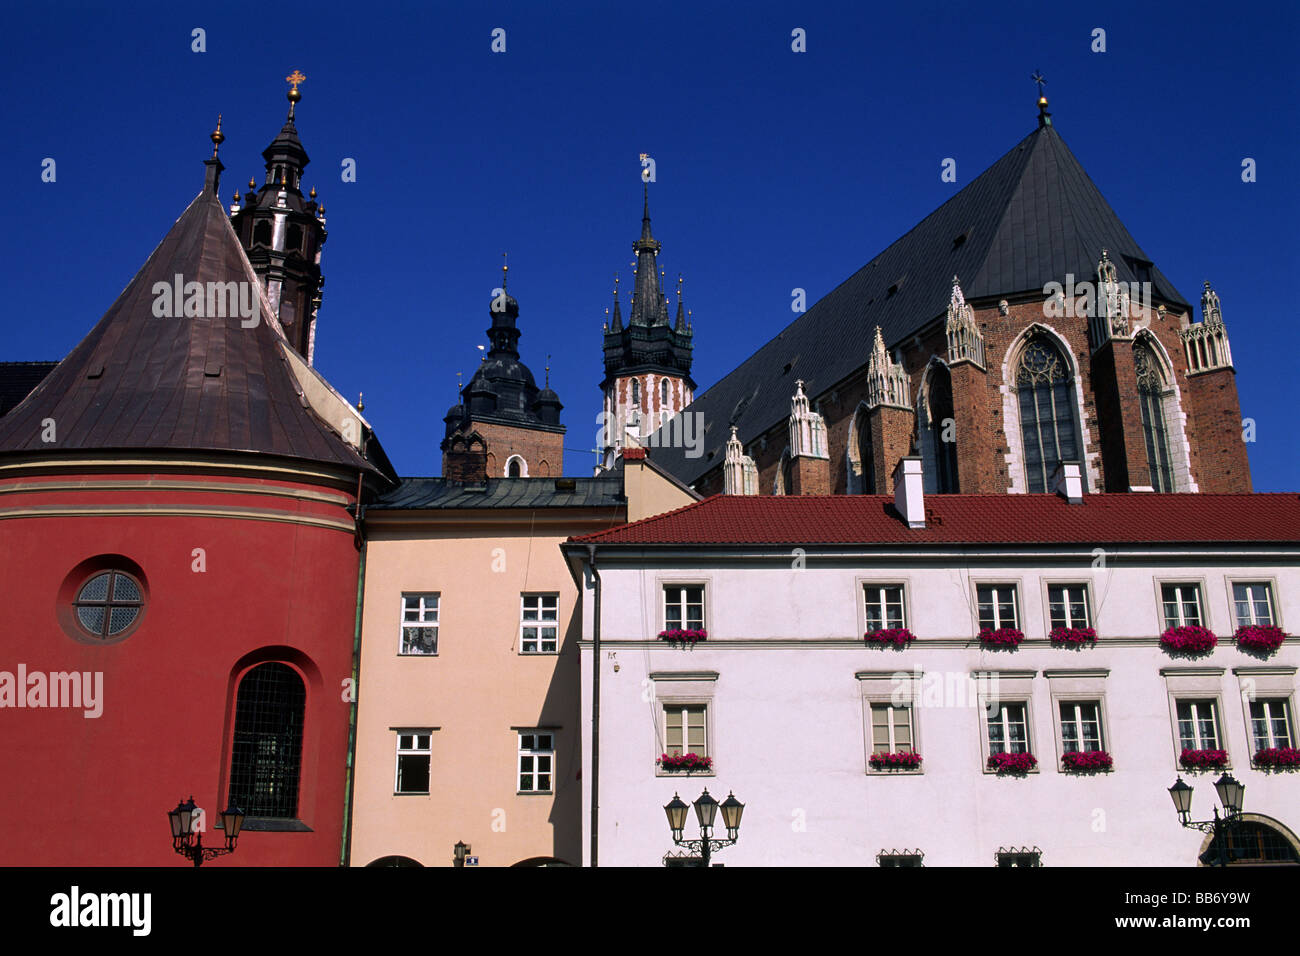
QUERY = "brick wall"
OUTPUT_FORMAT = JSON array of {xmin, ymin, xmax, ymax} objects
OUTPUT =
[
  {"xmin": 443, "ymin": 420, "xmax": 565, "ymax": 478},
  {"xmin": 1184, "ymin": 369, "xmax": 1252, "ymax": 493}
]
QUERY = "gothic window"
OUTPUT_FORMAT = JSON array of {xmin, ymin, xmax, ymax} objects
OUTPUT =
[
  {"xmin": 1015, "ymin": 336, "xmax": 1081, "ymax": 493},
  {"xmin": 848, "ymin": 405, "xmax": 875, "ymax": 494},
  {"xmin": 631, "ymin": 379, "xmax": 640, "ymax": 405},
  {"xmin": 1135, "ymin": 341, "xmax": 1175, "ymax": 492},
  {"xmin": 228, "ymin": 662, "xmax": 305, "ymax": 819},
  {"xmin": 921, "ymin": 363, "xmax": 959, "ymax": 493},
  {"xmin": 506, "ymin": 455, "xmax": 526, "ymax": 478},
  {"xmin": 661, "ymin": 379, "xmax": 669, "ymax": 406},
  {"xmin": 774, "ymin": 449, "xmax": 792, "ymax": 495}
]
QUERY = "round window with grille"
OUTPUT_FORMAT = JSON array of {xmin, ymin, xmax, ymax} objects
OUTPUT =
[{"xmin": 72, "ymin": 570, "xmax": 144, "ymax": 639}]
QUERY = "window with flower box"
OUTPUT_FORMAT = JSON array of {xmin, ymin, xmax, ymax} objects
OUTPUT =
[
  {"xmin": 988, "ymin": 702, "xmax": 1031, "ymax": 756},
  {"xmin": 518, "ymin": 732, "xmax": 554, "ymax": 793},
  {"xmin": 977, "ymin": 584, "xmax": 1019, "ymax": 631},
  {"xmin": 520, "ymin": 593, "xmax": 559, "ymax": 654},
  {"xmin": 664, "ymin": 705, "xmax": 707, "ymax": 760},
  {"xmin": 1048, "ymin": 584, "xmax": 1090, "ymax": 629},
  {"xmin": 1161, "ymin": 583, "xmax": 1204, "ymax": 630},
  {"xmin": 394, "ymin": 731, "xmax": 432, "ymax": 794},
  {"xmin": 1232, "ymin": 582, "xmax": 1276, "ymax": 628},
  {"xmin": 1060, "ymin": 701, "xmax": 1103, "ymax": 753},
  {"xmin": 1250, "ymin": 699, "xmax": 1294, "ymax": 751},
  {"xmin": 859, "ymin": 670, "xmax": 923, "ymax": 772},
  {"xmin": 399, "ymin": 593, "xmax": 439, "ymax": 656},
  {"xmin": 663, "ymin": 584, "xmax": 704, "ymax": 632},
  {"xmin": 1176, "ymin": 699, "xmax": 1221, "ymax": 751},
  {"xmin": 863, "ymin": 585, "xmax": 906, "ymax": 633}
]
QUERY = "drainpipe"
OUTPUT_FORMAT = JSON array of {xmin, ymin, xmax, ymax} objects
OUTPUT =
[
  {"xmin": 587, "ymin": 543, "xmax": 601, "ymax": 867},
  {"xmin": 339, "ymin": 471, "xmax": 367, "ymax": 867}
]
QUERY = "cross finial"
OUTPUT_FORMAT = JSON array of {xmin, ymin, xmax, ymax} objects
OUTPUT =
[
  {"xmin": 545, "ymin": 354, "xmax": 551, "ymax": 388},
  {"xmin": 501, "ymin": 252, "xmax": 508, "ymax": 289},
  {"xmin": 1031, "ymin": 70, "xmax": 1046, "ymax": 96},
  {"xmin": 1032, "ymin": 70, "xmax": 1051, "ymax": 126},
  {"xmin": 286, "ymin": 70, "xmax": 306, "ymax": 92}
]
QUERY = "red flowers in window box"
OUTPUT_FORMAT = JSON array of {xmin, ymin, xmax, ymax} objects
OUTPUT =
[
  {"xmin": 1061, "ymin": 750, "xmax": 1113, "ymax": 772},
  {"xmin": 659, "ymin": 752, "xmax": 712, "ymax": 771},
  {"xmin": 1049, "ymin": 626, "xmax": 1097, "ymax": 647},
  {"xmin": 658, "ymin": 628, "xmax": 707, "ymax": 646},
  {"xmin": 869, "ymin": 751, "xmax": 923, "ymax": 770},
  {"xmin": 1160, "ymin": 625, "xmax": 1217, "ymax": 655},
  {"xmin": 987, "ymin": 752, "xmax": 1037, "ymax": 774},
  {"xmin": 864, "ymin": 627, "xmax": 916, "ymax": 649},
  {"xmin": 1235, "ymin": 624, "xmax": 1287, "ymax": 654},
  {"xmin": 1253, "ymin": 747, "xmax": 1300, "ymax": 770},
  {"xmin": 979, "ymin": 627, "xmax": 1024, "ymax": 648},
  {"xmin": 1179, "ymin": 748, "xmax": 1229, "ymax": 770}
]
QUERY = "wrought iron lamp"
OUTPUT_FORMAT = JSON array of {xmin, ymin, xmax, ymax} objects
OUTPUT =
[
  {"xmin": 663, "ymin": 789, "xmax": 744, "ymax": 867},
  {"xmin": 1168, "ymin": 773, "xmax": 1245, "ymax": 866},
  {"xmin": 168, "ymin": 795, "xmax": 244, "ymax": 867}
]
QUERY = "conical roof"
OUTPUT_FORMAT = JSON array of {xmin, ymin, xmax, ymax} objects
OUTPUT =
[
  {"xmin": 0, "ymin": 190, "xmax": 376, "ymax": 473},
  {"xmin": 646, "ymin": 122, "xmax": 1190, "ymax": 485}
]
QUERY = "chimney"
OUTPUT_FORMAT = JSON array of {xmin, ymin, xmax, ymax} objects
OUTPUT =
[
  {"xmin": 892, "ymin": 456, "xmax": 925, "ymax": 528},
  {"xmin": 1050, "ymin": 461, "xmax": 1084, "ymax": 504}
]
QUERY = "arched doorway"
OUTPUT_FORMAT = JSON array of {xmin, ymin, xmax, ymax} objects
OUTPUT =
[{"xmin": 1197, "ymin": 814, "xmax": 1300, "ymax": 865}]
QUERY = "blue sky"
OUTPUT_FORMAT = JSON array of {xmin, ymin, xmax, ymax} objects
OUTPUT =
[{"xmin": 2, "ymin": 0, "xmax": 1296, "ymax": 488}]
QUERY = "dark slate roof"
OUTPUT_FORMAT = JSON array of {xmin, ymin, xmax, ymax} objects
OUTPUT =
[
  {"xmin": 571, "ymin": 493, "xmax": 1300, "ymax": 547},
  {"xmin": 371, "ymin": 476, "xmax": 626, "ymax": 510},
  {"xmin": 0, "ymin": 191, "xmax": 378, "ymax": 475},
  {"xmin": 0, "ymin": 362, "xmax": 58, "ymax": 417},
  {"xmin": 648, "ymin": 122, "xmax": 1190, "ymax": 486}
]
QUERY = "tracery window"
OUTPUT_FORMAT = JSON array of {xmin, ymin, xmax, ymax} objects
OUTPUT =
[
  {"xmin": 1135, "ymin": 341, "xmax": 1175, "ymax": 492},
  {"xmin": 1015, "ymin": 336, "xmax": 1081, "ymax": 492}
]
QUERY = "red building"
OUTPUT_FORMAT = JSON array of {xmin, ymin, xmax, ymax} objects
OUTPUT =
[{"xmin": 0, "ymin": 93, "xmax": 393, "ymax": 865}]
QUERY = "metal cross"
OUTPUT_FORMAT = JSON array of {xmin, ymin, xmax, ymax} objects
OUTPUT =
[
  {"xmin": 1031, "ymin": 70, "xmax": 1046, "ymax": 96},
  {"xmin": 286, "ymin": 70, "xmax": 306, "ymax": 91}
]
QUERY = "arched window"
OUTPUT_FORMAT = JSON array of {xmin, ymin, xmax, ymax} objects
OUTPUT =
[
  {"xmin": 228, "ymin": 663, "xmax": 305, "ymax": 819},
  {"xmin": 920, "ymin": 363, "xmax": 959, "ymax": 493},
  {"xmin": 1202, "ymin": 820, "xmax": 1300, "ymax": 865},
  {"xmin": 1135, "ymin": 340, "xmax": 1175, "ymax": 492},
  {"xmin": 774, "ymin": 449, "xmax": 792, "ymax": 495},
  {"xmin": 661, "ymin": 379, "xmax": 670, "ymax": 406},
  {"xmin": 631, "ymin": 379, "xmax": 640, "ymax": 405},
  {"xmin": 847, "ymin": 405, "xmax": 875, "ymax": 494},
  {"xmin": 506, "ymin": 455, "xmax": 526, "ymax": 477},
  {"xmin": 1015, "ymin": 335, "xmax": 1082, "ymax": 493}
]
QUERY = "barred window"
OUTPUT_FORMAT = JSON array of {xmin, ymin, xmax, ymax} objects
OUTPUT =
[
  {"xmin": 1135, "ymin": 341, "xmax": 1175, "ymax": 492},
  {"xmin": 228, "ymin": 663, "xmax": 305, "ymax": 818},
  {"xmin": 1016, "ymin": 337, "xmax": 1081, "ymax": 493},
  {"xmin": 73, "ymin": 570, "xmax": 144, "ymax": 639}
]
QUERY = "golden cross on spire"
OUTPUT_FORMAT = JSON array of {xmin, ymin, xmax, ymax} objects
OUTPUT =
[{"xmin": 286, "ymin": 70, "xmax": 306, "ymax": 92}]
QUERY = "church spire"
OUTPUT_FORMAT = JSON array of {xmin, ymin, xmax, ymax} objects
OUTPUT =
[
  {"xmin": 630, "ymin": 183, "xmax": 664, "ymax": 327},
  {"xmin": 675, "ymin": 274, "xmax": 688, "ymax": 333},
  {"xmin": 610, "ymin": 275, "xmax": 623, "ymax": 332},
  {"xmin": 203, "ymin": 114, "xmax": 225, "ymax": 196}
]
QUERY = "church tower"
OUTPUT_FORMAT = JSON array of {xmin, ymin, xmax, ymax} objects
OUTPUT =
[
  {"xmin": 600, "ymin": 186, "xmax": 696, "ymax": 465},
  {"xmin": 229, "ymin": 71, "xmax": 327, "ymax": 363},
  {"xmin": 441, "ymin": 263, "xmax": 565, "ymax": 479}
]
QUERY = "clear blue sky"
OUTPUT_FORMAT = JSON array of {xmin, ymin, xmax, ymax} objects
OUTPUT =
[{"xmin": 3, "ymin": 0, "xmax": 1296, "ymax": 489}]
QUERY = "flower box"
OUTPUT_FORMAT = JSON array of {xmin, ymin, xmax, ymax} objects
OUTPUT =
[
  {"xmin": 979, "ymin": 627, "xmax": 1024, "ymax": 649},
  {"xmin": 1253, "ymin": 747, "xmax": 1300, "ymax": 770},
  {"xmin": 869, "ymin": 750, "xmax": 923, "ymax": 770},
  {"xmin": 658, "ymin": 628, "xmax": 707, "ymax": 646},
  {"xmin": 1049, "ymin": 626, "xmax": 1097, "ymax": 647},
  {"xmin": 1160, "ymin": 625, "xmax": 1217, "ymax": 655},
  {"xmin": 864, "ymin": 627, "xmax": 916, "ymax": 649},
  {"xmin": 1235, "ymin": 624, "xmax": 1287, "ymax": 654},
  {"xmin": 1061, "ymin": 749, "xmax": 1113, "ymax": 772},
  {"xmin": 987, "ymin": 752, "xmax": 1037, "ymax": 774},
  {"xmin": 1179, "ymin": 748, "xmax": 1229, "ymax": 770},
  {"xmin": 659, "ymin": 752, "xmax": 712, "ymax": 772}
]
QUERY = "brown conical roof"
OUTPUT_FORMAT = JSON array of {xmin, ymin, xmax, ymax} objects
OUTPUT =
[{"xmin": 0, "ymin": 190, "xmax": 376, "ymax": 474}]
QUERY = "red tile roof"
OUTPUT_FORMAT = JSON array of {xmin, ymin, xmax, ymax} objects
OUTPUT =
[{"xmin": 570, "ymin": 493, "xmax": 1300, "ymax": 547}]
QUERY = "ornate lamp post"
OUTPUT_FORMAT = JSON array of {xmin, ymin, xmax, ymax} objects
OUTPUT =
[
  {"xmin": 1168, "ymin": 773, "xmax": 1245, "ymax": 866},
  {"xmin": 168, "ymin": 795, "xmax": 245, "ymax": 867},
  {"xmin": 664, "ymin": 789, "xmax": 744, "ymax": 867}
]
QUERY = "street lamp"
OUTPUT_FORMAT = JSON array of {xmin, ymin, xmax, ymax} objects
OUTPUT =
[
  {"xmin": 453, "ymin": 841, "xmax": 470, "ymax": 868},
  {"xmin": 663, "ymin": 789, "xmax": 743, "ymax": 867},
  {"xmin": 1167, "ymin": 773, "xmax": 1245, "ymax": 866},
  {"xmin": 167, "ymin": 795, "xmax": 244, "ymax": 867}
]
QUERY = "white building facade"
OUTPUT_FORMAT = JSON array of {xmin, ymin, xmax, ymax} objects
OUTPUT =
[{"xmin": 565, "ymin": 461, "xmax": 1300, "ymax": 866}]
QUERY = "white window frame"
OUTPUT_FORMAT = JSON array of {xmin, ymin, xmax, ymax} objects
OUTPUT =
[
  {"xmin": 1059, "ymin": 700, "xmax": 1105, "ymax": 752},
  {"xmin": 660, "ymin": 581, "xmax": 707, "ymax": 633},
  {"xmin": 399, "ymin": 593, "xmax": 439, "ymax": 656},
  {"xmin": 504, "ymin": 454, "xmax": 528, "ymax": 478},
  {"xmin": 650, "ymin": 672, "xmax": 718, "ymax": 776},
  {"xmin": 1158, "ymin": 580, "xmax": 1207, "ymax": 630},
  {"xmin": 1175, "ymin": 698, "xmax": 1222, "ymax": 751},
  {"xmin": 1162, "ymin": 668, "xmax": 1229, "ymax": 769},
  {"xmin": 987, "ymin": 701, "xmax": 1032, "ymax": 755},
  {"xmin": 1042, "ymin": 580, "xmax": 1092, "ymax": 630},
  {"xmin": 517, "ymin": 731, "xmax": 555, "ymax": 794},
  {"xmin": 975, "ymin": 671, "xmax": 1037, "ymax": 773},
  {"xmin": 519, "ymin": 592, "xmax": 559, "ymax": 654},
  {"xmin": 1045, "ymin": 670, "xmax": 1111, "ymax": 769},
  {"xmin": 394, "ymin": 729, "xmax": 433, "ymax": 795},
  {"xmin": 663, "ymin": 703, "xmax": 709, "ymax": 758},
  {"xmin": 858, "ymin": 670, "xmax": 923, "ymax": 775},
  {"xmin": 1248, "ymin": 698, "xmax": 1295, "ymax": 751},
  {"xmin": 860, "ymin": 582, "xmax": 908, "ymax": 634},
  {"xmin": 974, "ymin": 582, "xmax": 1020, "ymax": 632},
  {"xmin": 1228, "ymin": 580, "xmax": 1279, "ymax": 629}
]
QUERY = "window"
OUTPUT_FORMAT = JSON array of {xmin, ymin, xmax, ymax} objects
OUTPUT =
[
  {"xmin": 73, "ymin": 570, "xmax": 144, "ymax": 639},
  {"xmin": 853, "ymin": 406, "xmax": 875, "ymax": 494},
  {"xmin": 863, "ymin": 585, "xmax": 905, "ymax": 632},
  {"xmin": 664, "ymin": 704, "xmax": 707, "ymax": 758},
  {"xmin": 1161, "ymin": 584, "xmax": 1204, "ymax": 629},
  {"xmin": 400, "ymin": 593, "xmax": 439, "ymax": 655},
  {"xmin": 229, "ymin": 663, "xmax": 305, "ymax": 818},
  {"xmin": 631, "ymin": 379, "xmax": 640, "ymax": 405},
  {"xmin": 921, "ymin": 363, "xmax": 959, "ymax": 493},
  {"xmin": 520, "ymin": 594, "xmax": 559, "ymax": 654},
  {"xmin": 1134, "ymin": 341, "xmax": 1175, "ymax": 492},
  {"xmin": 1250, "ymin": 699, "xmax": 1294, "ymax": 751},
  {"xmin": 518, "ymin": 732, "xmax": 554, "ymax": 793},
  {"xmin": 1233, "ymin": 582, "xmax": 1276, "ymax": 627},
  {"xmin": 1060, "ymin": 701, "xmax": 1103, "ymax": 752},
  {"xmin": 506, "ymin": 456, "xmax": 524, "ymax": 477},
  {"xmin": 977, "ymin": 585, "xmax": 1019, "ymax": 630},
  {"xmin": 1205, "ymin": 822, "xmax": 1300, "ymax": 865},
  {"xmin": 877, "ymin": 850, "xmax": 924, "ymax": 867},
  {"xmin": 664, "ymin": 585, "xmax": 704, "ymax": 631},
  {"xmin": 1176, "ymin": 699, "xmax": 1220, "ymax": 750},
  {"xmin": 1048, "ymin": 584, "xmax": 1090, "ymax": 629},
  {"xmin": 996, "ymin": 848, "xmax": 1042, "ymax": 867},
  {"xmin": 870, "ymin": 703, "xmax": 914, "ymax": 754},
  {"xmin": 395, "ymin": 732, "xmax": 432, "ymax": 794},
  {"xmin": 1015, "ymin": 335, "xmax": 1081, "ymax": 492},
  {"xmin": 661, "ymin": 379, "xmax": 669, "ymax": 405},
  {"xmin": 988, "ymin": 702, "xmax": 1031, "ymax": 755}
]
